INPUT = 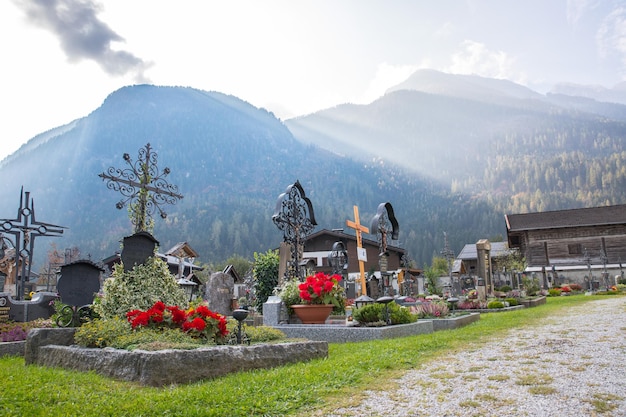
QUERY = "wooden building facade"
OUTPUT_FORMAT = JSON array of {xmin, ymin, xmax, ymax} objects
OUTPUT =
[{"xmin": 505, "ymin": 204, "xmax": 626, "ymax": 286}]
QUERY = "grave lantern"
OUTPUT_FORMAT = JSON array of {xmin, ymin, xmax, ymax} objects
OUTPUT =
[
  {"xmin": 177, "ymin": 277, "xmax": 197, "ymax": 302},
  {"xmin": 354, "ymin": 294, "xmax": 375, "ymax": 309},
  {"xmin": 328, "ymin": 241, "xmax": 348, "ymax": 276},
  {"xmin": 232, "ymin": 308, "xmax": 250, "ymax": 345}
]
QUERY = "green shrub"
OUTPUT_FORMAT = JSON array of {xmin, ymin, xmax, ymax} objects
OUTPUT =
[
  {"xmin": 497, "ymin": 285, "xmax": 512, "ymax": 293},
  {"xmin": 278, "ymin": 278, "xmax": 302, "ymax": 314},
  {"xmin": 253, "ymin": 250, "xmax": 279, "ymax": 310},
  {"xmin": 522, "ymin": 276, "xmax": 541, "ymax": 296},
  {"xmin": 246, "ymin": 326, "xmax": 286, "ymax": 343},
  {"xmin": 504, "ymin": 297, "xmax": 519, "ymax": 306},
  {"xmin": 94, "ymin": 257, "xmax": 188, "ymax": 320},
  {"xmin": 487, "ymin": 300, "xmax": 505, "ymax": 309},
  {"xmin": 74, "ymin": 317, "xmax": 132, "ymax": 348},
  {"xmin": 353, "ymin": 302, "xmax": 416, "ymax": 325},
  {"xmin": 352, "ymin": 303, "xmax": 385, "ymax": 324},
  {"xmin": 548, "ymin": 288, "xmax": 562, "ymax": 297},
  {"xmin": 112, "ymin": 327, "xmax": 199, "ymax": 350}
]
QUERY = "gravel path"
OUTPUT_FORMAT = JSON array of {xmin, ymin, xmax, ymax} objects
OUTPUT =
[{"xmin": 329, "ymin": 297, "xmax": 626, "ymax": 417}]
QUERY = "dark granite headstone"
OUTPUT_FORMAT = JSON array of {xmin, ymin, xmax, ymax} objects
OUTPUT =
[
  {"xmin": 121, "ymin": 232, "xmax": 159, "ymax": 272},
  {"xmin": 1, "ymin": 292, "xmax": 58, "ymax": 322},
  {"xmin": 0, "ymin": 294, "xmax": 9, "ymax": 322},
  {"xmin": 0, "ymin": 274, "xmax": 5, "ymax": 293},
  {"xmin": 345, "ymin": 282, "xmax": 356, "ymax": 299},
  {"xmin": 57, "ymin": 261, "xmax": 104, "ymax": 307}
]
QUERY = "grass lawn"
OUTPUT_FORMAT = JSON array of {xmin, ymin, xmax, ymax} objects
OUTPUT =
[{"xmin": 0, "ymin": 295, "xmax": 612, "ymax": 417}]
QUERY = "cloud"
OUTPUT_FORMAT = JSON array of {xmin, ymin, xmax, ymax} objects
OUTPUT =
[
  {"xmin": 360, "ymin": 62, "xmax": 420, "ymax": 103},
  {"xmin": 446, "ymin": 40, "xmax": 517, "ymax": 80},
  {"xmin": 14, "ymin": 0, "xmax": 151, "ymax": 82},
  {"xmin": 596, "ymin": 6, "xmax": 626, "ymax": 77}
]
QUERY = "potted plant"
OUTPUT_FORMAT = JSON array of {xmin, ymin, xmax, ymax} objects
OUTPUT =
[{"xmin": 291, "ymin": 272, "xmax": 345, "ymax": 324}]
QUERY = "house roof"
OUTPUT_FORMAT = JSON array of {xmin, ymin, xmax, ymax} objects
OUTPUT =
[
  {"xmin": 457, "ymin": 241, "xmax": 510, "ymax": 260},
  {"xmin": 164, "ymin": 242, "xmax": 199, "ymax": 259},
  {"xmin": 505, "ymin": 204, "xmax": 626, "ymax": 232},
  {"xmin": 305, "ymin": 228, "xmax": 405, "ymax": 254}
]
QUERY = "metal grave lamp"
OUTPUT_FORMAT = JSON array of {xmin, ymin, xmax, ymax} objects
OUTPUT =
[
  {"xmin": 177, "ymin": 277, "xmax": 197, "ymax": 302},
  {"xmin": 354, "ymin": 294, "xmax": 375, "ymax": 309},
  {"xmin": 447, "ymin": 297, "xmax": 459, "ymax": 316},
  {"xmin": 232, "ymin": 308, "xmax": 250, "ymax": 345},
  {"xmin": 376, "ymin": 295, "xmax": 394, "ymax": 325}
]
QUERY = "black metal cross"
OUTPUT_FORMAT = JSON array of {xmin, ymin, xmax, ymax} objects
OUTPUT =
[
  {"xmin": 0, "ymin": 188, "xmax": 65, "ymax": 299},
  {"xmin": 99, "ymin": 143, "xmax": 183, "ymax": 233},
  {"xmin": 272, "ymin": 180, "xmax": 317, "ymax": 281},
  {"xmin": 370, "ymin": 202, "xmax": 399, "ymax": 257}
]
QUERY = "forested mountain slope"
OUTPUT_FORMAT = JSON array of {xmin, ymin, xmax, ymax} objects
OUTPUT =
[
  {"xmin": 285, "ymin": 70, "xmax": 626, "ymax": 217},
  {"xmin": 0, "ymin": 85, "xmax": 499, "ymax": 268}
]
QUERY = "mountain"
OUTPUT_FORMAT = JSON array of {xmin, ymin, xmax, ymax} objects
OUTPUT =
[
  {"xmin": 0, "ymin": 84, "xmax": 498, "ymax": 270},
  {"xmin": 2, "ymin": 70, "xmax": 625, "ymax": 273},
  {"xmin": 285, "ymin": 70, "xmax": 626, "ymax": 217},
  {"xmin": 549, "ymin": 81, "xmax": 626, "ymax": 106}
]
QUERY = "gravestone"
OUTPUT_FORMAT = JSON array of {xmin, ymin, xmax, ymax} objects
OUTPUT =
[
  {"xmin": 0, "ymin": 292, "xmax": 58, "ymax": 322},
  {"xmin": 367, "ymin": 276, "xmax": 380, "ymax": 299},
  {"xmin": 121, "ymin": 232, "xmax": 159, "ymax": 272},
  {"xmin": 205, "ymin": 272, "xmax": 234, "ymax": 316},
  {"xmin": 0, "ymin": 295, "xmax": 9, "ymax": 323},
  {"xmin": 0, "ymin": 274, "xmax": 5, "ymax": 292},
  {"xmin": 57, "ymin": 260, "xmax": 104, "ymax": 307},
  {"xmin": 262, "ymin": 295, "xmax": 282, "ymax": 326},
  {"xmin": 345, "ymin": 282, "xmax": 356, "ymax": 299}
]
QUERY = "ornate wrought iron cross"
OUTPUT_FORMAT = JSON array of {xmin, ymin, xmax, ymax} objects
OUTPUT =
[
  {"xmin": 370, "ymin": 202, "xmax": 399, "ymax": 257},
  {"xmin": 0, "ymin": 188, "xmax": 65, "ymax": 299},
  {"xmin": 272, "ymin": 180, "xmax": 317, "ymax": 281},
  {"xmin": 370, "ymin": 202, "xmax": 399, "ymax": 295},
  {"xmin": 99, "ymin": 143, "xmax": 183, "ymax": 233}
]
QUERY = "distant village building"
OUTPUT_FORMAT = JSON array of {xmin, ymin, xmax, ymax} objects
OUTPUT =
[
  {"xmin": 456, "ymin": 241, "xmax": 515, "ymax": 288},
  {"xmin": 505, "ymin": 204, "xmax": 626, "ymax": 288},
  {"xmin": 297, "ymin": 229, "xmax": 421, "ymax": 296},
  {"xmin": 102, "ymin": 241, "xmax": 204, "ymax": 287}
]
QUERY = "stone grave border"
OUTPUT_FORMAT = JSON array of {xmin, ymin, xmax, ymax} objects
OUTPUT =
[{"xmin": 23, "ymin": 328, "xmax": 327, "ymax": 387}]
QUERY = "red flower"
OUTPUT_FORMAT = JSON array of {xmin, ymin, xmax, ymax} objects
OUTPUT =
[
  {"xmin": 152, "ymin": 301, "xmax": 166, "ymax": 312},
  {"xmin": 167, "ymin": 306, "xmax": 187, "ymax": 324},
  {"xmin": 183, "ymin": 317, "xmax": 206, "ymax": 332},
  {"xmin": 297, "ymin": 272, "xmax": 345, "ymax": 306},
  {"xmin": 194, "ymin": 305, "xmax": 211, "ymax": 318}
]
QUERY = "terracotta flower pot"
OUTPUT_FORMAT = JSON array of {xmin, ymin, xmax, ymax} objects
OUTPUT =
[{"xmin": 291, "ymin": 304, "xmax": 334, "ymax": 324}]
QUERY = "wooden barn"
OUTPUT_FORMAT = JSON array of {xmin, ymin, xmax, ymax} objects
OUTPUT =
[{"xmin": 505, "ymin": 204, "xmax": 626, "ymax": 287}]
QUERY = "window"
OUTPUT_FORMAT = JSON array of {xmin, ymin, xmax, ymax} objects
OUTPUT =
[{"xmin": 568, "ymin": 244, "xmax": 582, "ymax": 255}]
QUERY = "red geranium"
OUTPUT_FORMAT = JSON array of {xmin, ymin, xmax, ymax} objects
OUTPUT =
[
  {"xmin": 298, "ymin": 272, "xmax": 345, "ymax": 307},
  {"xmin": 126, "ymin": 301, "xmax": 229, "ymax": 342}
]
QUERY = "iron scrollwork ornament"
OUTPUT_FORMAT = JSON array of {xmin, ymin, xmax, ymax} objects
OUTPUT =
[
  {"xmin": 272, "ymin": 180, "xmax": 317, "ymax": 281},
  {"xmin": 99, "ymin": 143, "xmax": 183, "ymax": 233}
]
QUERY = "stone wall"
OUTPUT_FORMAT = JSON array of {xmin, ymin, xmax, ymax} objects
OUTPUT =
[{"xmin": 25, "ymin": 328, "xmax": 328, "ymax": 387}]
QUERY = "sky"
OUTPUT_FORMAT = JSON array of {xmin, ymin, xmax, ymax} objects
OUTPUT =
[{"xmin": 1, "ymin": 0, "xmax": 625, "ymax": 161}]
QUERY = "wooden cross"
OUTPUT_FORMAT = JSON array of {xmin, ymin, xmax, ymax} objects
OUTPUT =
[{"xmin": 346, "ymin": 205, "xmax": 369, "ymax": 296}]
